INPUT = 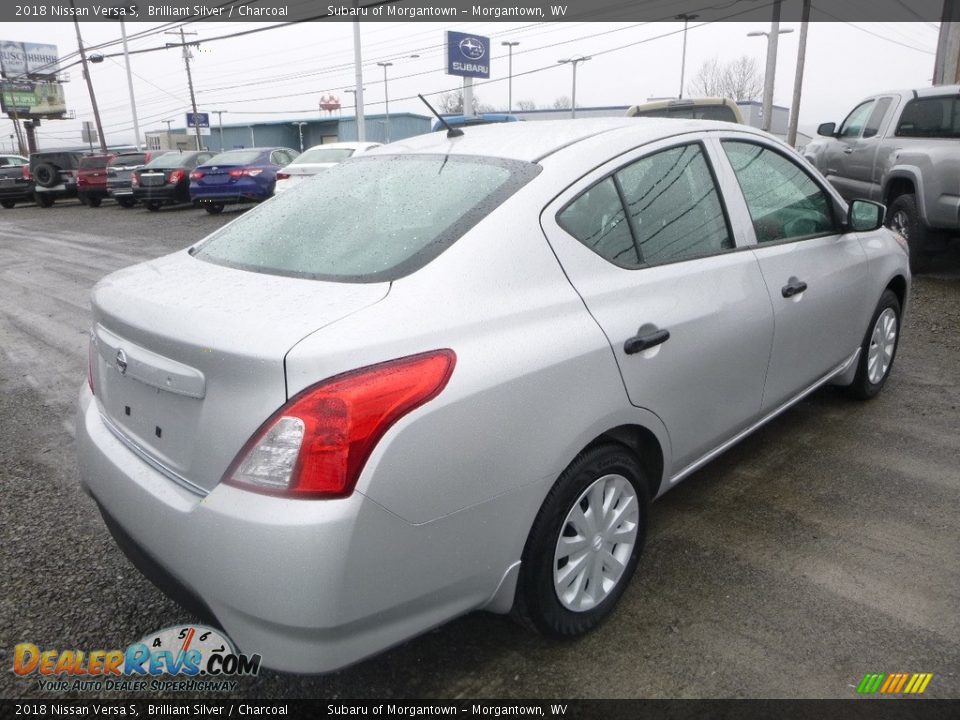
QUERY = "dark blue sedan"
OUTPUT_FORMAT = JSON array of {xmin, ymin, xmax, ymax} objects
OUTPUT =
[{"xmin": 189, "ymin": 147, "xmax": 299, "ymax": 214}]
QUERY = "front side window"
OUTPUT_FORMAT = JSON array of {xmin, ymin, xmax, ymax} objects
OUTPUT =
[
  {"xmin": 839, "ymin": 101, "xmax": 875, "ymax": 138},
  {"xmin": 194, "ymin": 154, "xmax": 539, "ymax": 282},
  {"xmin": 723, "ymin": 140, "xmax": 836, "ymax": 244}
]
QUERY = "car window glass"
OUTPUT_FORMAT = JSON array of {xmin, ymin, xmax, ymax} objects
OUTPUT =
[
  {"xmin": 863, "ymin": 97, "xmax": 893, "ymax": 138},
  {"xmin": 895, "ymin": 97, "xmax": 960, "ymax": 137},
  {"xmin": 110, "ymin": 154, "xmax": 146, "ymax": 167},
  {"xmin": 616, "ymin": 143, "xmax": 732, "ymax": 264},
  {"xmin": 839, "ymin": 100, "xmax": 875, "ymax": 138},
  {"xmin": 723, "ymin": 140, "xmax": 836, "ymax": 244},
  {"xmin": 557, "ymin": 177, "xmax": 637, "ymax": 266},
  {"xmin": 195, "ymin": 155, "xmax": 538, "ymax": 282}
]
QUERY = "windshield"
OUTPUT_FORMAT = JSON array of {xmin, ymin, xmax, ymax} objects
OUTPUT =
[
  {"xmin": 204, "ymin": 150, "xmax": 262, "ymax": 166},
  {"xmin": 109, "ymin": 153, "xmax": 146, "ymax": 167},
  {"xmin": 194, "ymin": 154, "xmax": 540, "ymax": 282},
  {"xmin": 633, "ymin": 104, "xmax": 738, "ymax": 122},
  {"xmin": 294, "ymin": 147, "xmax": 355, "ymax": 164},
  {"xmin": 144, "ymin": 152, "xmax": 192, "ymax": 169}
]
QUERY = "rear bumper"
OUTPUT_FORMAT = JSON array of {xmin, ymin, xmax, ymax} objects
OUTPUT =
[
  {"xmin": 133, "ymin": 186, "xmax": 188, "ymax": 203},
  {"xmin": 190, "ymin": 178, "xmax": 272, "ymax": 204},
  {"xmin": 76, "ymin": 385, "xmax": 508, "ymax": 673},
  {"xmin": 0, "ymin": 182, "xmax": 33, "ymax": 200}
]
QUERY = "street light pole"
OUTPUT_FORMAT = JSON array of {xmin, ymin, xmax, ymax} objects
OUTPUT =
[
  {"xmin": 558, "ymin": 56, "xmax": 591, "ymax": 119},
  {"xmin": 376, "ymin": 61, "xmax": 393, "ymax": 142},
  {"xmin": 70, "ymin": 0, "xmax": 107, "ymax": 153},
  {"xmin": 501, "ymin": 41, "xmax": 519, "ymax": 112},
  {"xmin": 352, "ymin": 20, "xmax": 366, "ymax": 142},
  {"xmin": 675, "ymin": 13, "xmax": 698, "ymax": 99},
  {"xmin": 213, "ymin": 110, "xmax": 227, "ymax": 151},
  {"xmin": 787, "ymin": 0, "xmax": 811, "ymax": 148},
  {"xmin": 747, "ymin": 2, "xmax": 793, "ymax": 133}
]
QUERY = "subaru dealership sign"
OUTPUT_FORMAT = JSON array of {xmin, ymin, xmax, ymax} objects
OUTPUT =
[{"xmin": 446, "ymin": 31, "xmax": 490, "ymax": 79}]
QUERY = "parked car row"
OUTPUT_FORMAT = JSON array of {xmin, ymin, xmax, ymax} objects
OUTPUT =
[{"xmin": 0, "ymin": 142, "xmax": 380, "ymax": 214}]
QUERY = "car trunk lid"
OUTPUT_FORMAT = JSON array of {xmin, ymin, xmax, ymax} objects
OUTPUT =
[{"xmin": 90, "ymin": 251, "xmax": 390, "ymax": 493}]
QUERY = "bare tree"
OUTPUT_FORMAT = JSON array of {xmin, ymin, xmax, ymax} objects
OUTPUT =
[
  {"xmin": 688, "ymin": 56, "xmax": 763, "ymax": 101},
  {"xmin": 437, "ymin": 90, "xmax": 494, "ymax": 114},
  {"xmin": 552, "ymin": 95, "xmax": 572, "ymax": 110},
  {"xmin": 516, "ymin": 99, "xmax": 537, "ymax": 111}
]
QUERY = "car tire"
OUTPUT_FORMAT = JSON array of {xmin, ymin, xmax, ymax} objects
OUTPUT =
[
  {"xmin": 512, "ymin": 444, "xmax": 649, "ymax": 637},
  {"xmin": 117, "ymin": 197, "xmax": 137, "ymax": 208},
  {"xmin": 32, "ymin": 162, "xmax": 60, "ymax": 188},
  {"xmin": 35, "ymin": 193, "xmax": 55, "ymax": 208},
  {"xmin": 885, "ymin": 194, "xmax": 931, "ymax": 274},
  {"xmin": 145, "ymin": 201, "xmax": 162, "ymax": 212},
  {"xmin": 845, "ymin": 289, "xmax": 902, "ymax": 401},
  {"xmin": 0, "ymin": 200, "xmax": 16, "ymax": 209},
  {"xmin": 205, "ymin": 203, "xmax": 225, "ymax": 215},
  {"xmin": 87, "ymin": 195, "xmax": 102, "ymax": 208}
]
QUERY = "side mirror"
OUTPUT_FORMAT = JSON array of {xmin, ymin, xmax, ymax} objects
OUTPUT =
[
  {"xmin": 848, "ymin": 199, "xmax": 885, "ymax": 232},
  {"xmin": 817, "ymin": 122, "xmax": 837, "ymax": 137}
]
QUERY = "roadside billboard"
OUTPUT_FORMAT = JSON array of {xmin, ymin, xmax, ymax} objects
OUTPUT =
[
  {"xmin": 446, "ymin": 31, "xmax": 490, "ymax": 79},
  {"xmin": 0, "ymin": 40, "xmax": 60, "ymax": 80},
  {"xmin": 0, "ymin": 80, "xmax": 67, "ymax": 118}
]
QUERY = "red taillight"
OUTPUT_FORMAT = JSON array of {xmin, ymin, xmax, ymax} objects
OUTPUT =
[
  {"xmin": 22, "ymin": 165, "xmax": 31, "ymax": 181},
  {"xmin": 168, "ymin": 169, "xmax": 185, "ymax": 184},
  {"xmin": 224, "ymin": 350, "xmax": 456, "ymax": 498},
  {"xmin": 276, "ymin": 172, "xmax": 289, "ymax": 180},
  {"xmin": 228, "ymin": 167, "xmax": 262, "ymax": 177},
  {"xmin": 131, "ymin": 174, "xmax": 140, "ymax": 187},
  {"xmin": 190, "ymin": 170, "xmax": 204, "ymax": 181}
]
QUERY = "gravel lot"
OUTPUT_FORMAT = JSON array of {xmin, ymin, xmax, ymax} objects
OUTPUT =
[{"xmin": 1, "ymin": 198, "xmax": 958, "ymax": 699}]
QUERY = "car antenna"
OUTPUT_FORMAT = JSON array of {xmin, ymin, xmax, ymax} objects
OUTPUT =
[{"xmin": 418, "ymin": 94, "xmax": 463, "ymax": 138}]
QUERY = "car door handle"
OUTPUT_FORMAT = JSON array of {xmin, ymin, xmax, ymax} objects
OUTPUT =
[
  {"xmin": 624, "ymin": 328, "xmax": 670, "ymax": 355},
  {"xmin": 843, "ymin": 147, "xmax": 854, "ymax": 154},
  {"xmin": 781, "ymin": 279, "xmax": 808, "ymax": 298}
]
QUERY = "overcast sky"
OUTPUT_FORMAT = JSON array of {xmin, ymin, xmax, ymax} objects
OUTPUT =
[{"xmin": 2, "ymin": 20, "xmax": 939, "ymax": 150}]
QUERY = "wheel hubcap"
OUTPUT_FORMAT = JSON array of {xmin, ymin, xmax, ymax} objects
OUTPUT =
[
  {"xmin": 889, "ymin": 210, "xmax": 910, "ymax": 240},
  {"xmin": 553, "ymin": 473, "xmax": 639, "ymax": 612},
  {"xmin": 867, "ymin": 308, "xmax": 897, "ymax": 385}
]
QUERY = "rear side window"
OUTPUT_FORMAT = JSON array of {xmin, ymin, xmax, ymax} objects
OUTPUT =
[
  {"xmin": 896, "ymin": 97, "xmax": 960, "ymax": 137},
  {"xmin": 557, "ymin": 143, "xmax": 732, "ymax": 267},
  {"xmin": 194, "ymin": 155, "xmax": 539, "ymax": 282},
  {"xmin": 723, "ymin": 140, "xmax": 836, "ymax": 243}
]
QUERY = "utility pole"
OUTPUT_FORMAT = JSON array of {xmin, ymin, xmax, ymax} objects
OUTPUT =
[
  {"xmin": 213, "ymin": 110, "xmax": 227, "ymax": 150},
  {"xmin": 558, "ymin": 56, "xmax": 590, "ymax": 119},
  {"xmin": 71, "ymin": 0, "xmax": 107, "ymax": 153},
  {"xmin": 501, "ymin": 41, "xmax": 519, "ymax": 112},
  {"xmin": 676, "ymin": 13, "xmax": 698, "ymax": 99},
  {"xmin": 761, "ymin": 1, "xmax": 782, "ymax": 132},
  {"xmin": 119, "ymin": 20, "xmax": 141, "ymax": 151},
  {"xmin": 167, "ymin": 28, "xmax": 202, "ymax": 150},
  {"xmin": 933, "ymin": 0, "xmax": 960, "ymax": 84},
  {"xmin": 352, "ymin": 19, "xmax": 366, "ymax": 141},
  {"xmin": 787, "ymin": 0, "xmax": 810, "ymax": 148}
]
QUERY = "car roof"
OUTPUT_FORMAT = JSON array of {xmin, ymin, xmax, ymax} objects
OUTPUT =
[
  {"xmin": 302, "ymin": 142, "xmax": 380, "ymax": 152},
  {"xmin": 867, "ymin": 85, "xmax": 960, "ymax": 100},
  {"xmin": 380, "ymin": 118, "xmax": 761, "ymax": 163}
]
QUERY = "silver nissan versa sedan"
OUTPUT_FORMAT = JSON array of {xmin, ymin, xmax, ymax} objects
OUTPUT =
[{"xmin": 77, "ymin": 119, "xmax": 910, "ymax": 673}]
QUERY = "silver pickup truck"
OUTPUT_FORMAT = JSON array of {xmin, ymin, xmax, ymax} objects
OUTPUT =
[{"xmin": 804, "ymin": 85, "xmax": 960, "ymax": 271}]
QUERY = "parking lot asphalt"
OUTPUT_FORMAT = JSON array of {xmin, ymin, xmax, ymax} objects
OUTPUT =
[{"xmin": 1, "ymin": 198, "xmax": 958, "ymax": 700}]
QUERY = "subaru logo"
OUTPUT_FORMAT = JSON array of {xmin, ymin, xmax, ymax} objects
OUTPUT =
[
  {"xmin": 459, "ymin": 37, "xmax": 485, "ymax": 60},
  {"xmin": 116, "ymin": 349, "xmax": 128, "ymax": 375}
]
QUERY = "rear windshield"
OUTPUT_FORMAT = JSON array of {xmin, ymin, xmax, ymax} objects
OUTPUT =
[
  {"xmin": 109, "ymin": 153, "xmax": 147, "ymax": 167},
  {"xmin": 633, "ymin": 105, "xmax": 738, "ymax": 122},
  {"xmin": 145, "ymin": 152, "xmax": 194, "ymax": 169},
  {"xmin": 79, "ymin": 156, "xmax": 110, "ymax": 169},
  {"xmin": 294, "ymin": 147, "xmax": 354, "ymax": 164},
  {"xmin": 204, "ymin": 150, "xmax": 262, "ymax": 165},
  {"xmin": 895, "ymin": 97, "xmax": 960, "ymax": 138},
  {"xmin": 194, "ymin": 154, "xmax": 540, "ymax": 282}
]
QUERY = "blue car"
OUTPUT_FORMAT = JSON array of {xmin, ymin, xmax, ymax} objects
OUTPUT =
[{"xmin": 189, "ymin": 147, "xmax": 299, "ymax": 214}]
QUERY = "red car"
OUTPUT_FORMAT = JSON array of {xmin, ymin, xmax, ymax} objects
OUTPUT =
[{"xmin": 77, "ymin": 153, "xmax": 115, "ymax": 207}]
